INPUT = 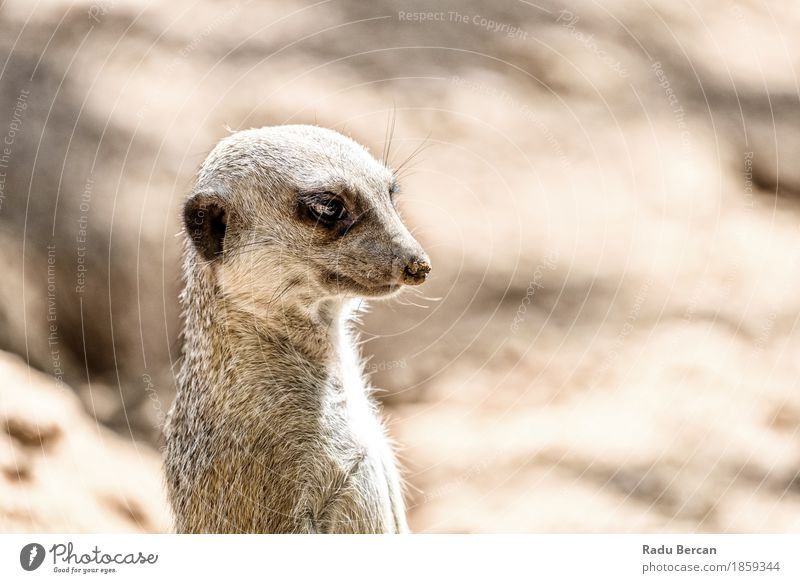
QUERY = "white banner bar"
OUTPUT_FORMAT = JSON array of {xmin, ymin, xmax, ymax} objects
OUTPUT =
[{"xmin": 0, "ymin": 534, "xmax": 797, "ymax": 582}]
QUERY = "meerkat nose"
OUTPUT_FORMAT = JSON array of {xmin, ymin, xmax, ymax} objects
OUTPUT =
[{"xmin": 401, "ymin": 256, "xmax": 431, "ymax": 285}]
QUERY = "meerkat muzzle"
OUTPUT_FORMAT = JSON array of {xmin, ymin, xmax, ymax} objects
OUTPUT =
[{"xmin": 401, "ymin": 256, "xmax": 431, "ymax": 285}]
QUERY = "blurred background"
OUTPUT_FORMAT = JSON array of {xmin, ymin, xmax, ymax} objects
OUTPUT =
[{"xmin": 1, "ymin": 0, "xmax": 799, "ymax": 533}]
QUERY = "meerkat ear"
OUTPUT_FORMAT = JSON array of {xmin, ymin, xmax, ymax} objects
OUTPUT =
[{"xmin": 184, "ymin": 193, "xmax": 228, "ymax": 261}]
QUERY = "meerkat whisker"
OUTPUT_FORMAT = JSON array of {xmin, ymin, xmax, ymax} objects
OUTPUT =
[{"xmin": 393, "ymin": 133, "xmax": 433, "ymax": 176}]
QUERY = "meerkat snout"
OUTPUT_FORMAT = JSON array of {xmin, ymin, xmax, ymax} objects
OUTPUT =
[{"xmin": 395, "ymin": 253, "xmax": 431, "ymax": 285}]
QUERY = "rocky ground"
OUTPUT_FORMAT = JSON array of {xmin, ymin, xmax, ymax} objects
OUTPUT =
[
  {"xmin": 0, "ymin": 0, "xmax": 799, "ymax": 532},
  {"xmin": 0, "ymin": 352, "xmax": 169, "ymax": 532}
]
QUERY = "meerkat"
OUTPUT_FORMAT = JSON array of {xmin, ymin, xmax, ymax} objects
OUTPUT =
[{"xmin": 164, "ymin": 125, "xmax": 431, "ymax": 533}]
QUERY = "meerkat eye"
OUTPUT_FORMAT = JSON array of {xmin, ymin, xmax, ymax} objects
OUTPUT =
[
  {"xmin": 389, "ymin": 178, "xmax": 400, "ymax": 205},
  {"xmin": 310, "ymin": 199, "xmax": 345, "ymax": 219},
  {"xmin": 299, "ymin": 192, "xmax": 350, "ymax": 227},
  {"xmin": 389, "ymin": 178, "xmax": 400, "ymax": 200}
]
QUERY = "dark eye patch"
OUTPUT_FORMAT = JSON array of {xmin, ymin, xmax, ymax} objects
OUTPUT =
[
  {"xmin": 297, "ymin": 191, "xmax": 354, "ymax": 234},
  {"xmin": 307, "ymin": 197, "xmax": 346, "ymax": 220}
]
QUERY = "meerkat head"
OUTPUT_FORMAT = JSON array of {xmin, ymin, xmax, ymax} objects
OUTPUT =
[{"xmin": 183, "ymin": 125, "xmax": 431, "ymax": 313}]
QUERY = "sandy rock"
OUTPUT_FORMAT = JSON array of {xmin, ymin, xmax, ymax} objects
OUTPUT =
[{"xmin": 0, "ymin": 352, "xmax": 171, "ymax": 533}]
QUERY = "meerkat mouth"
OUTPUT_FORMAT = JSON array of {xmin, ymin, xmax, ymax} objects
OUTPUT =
[{"xmin": 325, "ymin": 271, "xmax": 402, "ymax": 297}]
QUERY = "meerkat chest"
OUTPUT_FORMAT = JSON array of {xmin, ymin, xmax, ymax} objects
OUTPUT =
[
  {"xmin": 323, "ymin": 366, "xmax": 386, "ymax": 456},
  {"xmin": 327, "ymin": 344, "xmax": 388, "ymax": 449},
  {"xmin": 315, "ymin": 377, "xmax": 399, "ymax": 533}
]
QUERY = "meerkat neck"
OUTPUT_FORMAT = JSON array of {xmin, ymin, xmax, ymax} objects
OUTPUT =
[{"xmin": 179, "ymin": 261, "xmax": 359, "ymax": 404}]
